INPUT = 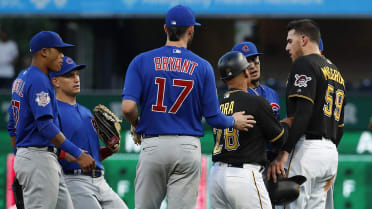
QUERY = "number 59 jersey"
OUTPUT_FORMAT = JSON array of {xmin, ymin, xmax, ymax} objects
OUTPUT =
[
  {"xmin": 286, "ymin": 54, "xmax": 346, "ymax": 144},
  {"xmin": 122, "ymin": 46, "xmax": 221, "ymax": 136}
]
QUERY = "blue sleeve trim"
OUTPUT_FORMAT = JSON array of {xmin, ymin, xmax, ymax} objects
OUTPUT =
[{"xmin": 122, "ymin": 95, "xmax": 139, "ymax": 103}]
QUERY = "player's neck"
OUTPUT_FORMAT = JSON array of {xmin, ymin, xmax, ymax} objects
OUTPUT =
[
  {"xmin": 303, "ymin": 44, "xmax": 321, "ymax": 56},
  {"xmin": 165, "ymin": 39, "xmax": 188, "ymax": 48},
  {"xmin": 31, "ymin": 59, "xmax": 48, "ymax": 75},
  {"xmin": 249, "ymin": 81, "xmax": 259, "ymax": 88},
  {"xmin": 56, "ymin": 94, "xmax": 77, "ymax": 105}
]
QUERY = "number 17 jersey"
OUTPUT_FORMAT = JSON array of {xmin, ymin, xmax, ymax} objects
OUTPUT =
[{"xmin": 122, "ymin": 46, "xmax": 221, "ymax": 136}]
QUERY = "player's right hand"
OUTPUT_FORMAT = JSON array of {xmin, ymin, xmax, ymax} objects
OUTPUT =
[
  {"xmin": 232, "ymin": 111, "xmax": 256, "ymax": 131},
  {"xmin": 76, "ymin": 153, "xmax": 96, "ymax": 172}
]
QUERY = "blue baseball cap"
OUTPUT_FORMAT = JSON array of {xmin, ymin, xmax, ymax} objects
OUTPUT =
[
  {"xmin": 50, "ymin": 56, "xmax": 86, "ymax": 78},
  {"xmin": 319, "ymin": 38, "xmax": 324, "ymax": 51},
  {"xmin": 30, "ymin": 31, "xmax": 75, "ymax": 53},
  {"xmin": 232, "ymin": 42, "xmax": 263, "ymax": 57},
  {"xmin": 165, "ymin": 5, "xmax": 201, "ymax": 27}
]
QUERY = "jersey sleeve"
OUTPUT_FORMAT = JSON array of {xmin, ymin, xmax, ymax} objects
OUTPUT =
[
  {"xmin": 7, "ymin": 104, "xmax": 16, "ymax": 137},
  {"xmin": 256, "ymin": 97, "xmax": 284, "ymax": 143},
  {"xmin": 122, "ymin": 56, "xmax": 142, "ymax": 103},
  {"xmin": 28, "ymin": 78, "xmax": 55, "ymax": 120},
  {"xmin": 287, "ymin": 58, "xmax": 317, "ymax": 104},
  {"xmin": 201, "ymin": 62, "xmax": 220, "ymax": 118}
]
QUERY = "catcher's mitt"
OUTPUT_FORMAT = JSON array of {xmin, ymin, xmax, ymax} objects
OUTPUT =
[
  {"xmin": 93, "ymin": 104, "xmax": 122, "ymax": 152},
  {"xmin": 267, "ymin": 174, "xmax": 306, "ymax": 205}
]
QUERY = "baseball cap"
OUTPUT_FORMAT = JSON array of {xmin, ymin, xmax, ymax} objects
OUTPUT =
[
  {"xmin": 165, "ymin": 5, "xmax": 201, "ymax": 27},
  {"xmin": 50, "ymin": 56, "xmax": 86, "ymax": 78},
  {"xmin": 319, "ymin": 38, "xmax": 324, "ymax": 51},
  {"xmin": 232, "ymin": 42, "xmax": 263, "ymax": 57},
  {"xmin": 30, "ymin": 31, "xmax": 75, "ymax": 53}
]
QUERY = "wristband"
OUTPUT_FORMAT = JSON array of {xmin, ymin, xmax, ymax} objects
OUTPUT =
[
  {"xmin": 58, "ymin": 150, "xmax": 66, "ymax": 160},
  {"xmin": 59, "ymin": 139, "xmax": 82, "ymax": 159},
  {"xmin": 13, "ymin": 148, "xmax": 17, "ymax": 155}
]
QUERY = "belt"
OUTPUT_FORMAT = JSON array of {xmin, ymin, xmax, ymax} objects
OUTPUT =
[
  {"xmin": 64, "ymin": 169, "xmax": 103, "ymax": 178},
  {"xmin": 215, "ymin": 162, "xmax": 264, "ymax": 172},
  {"xmin": 142, "ymin": 134, "xmax": 196, "ymax": 139},
  {"xmin": 305, "ymin": 134, "xmax": 323, "ymax": 140}
]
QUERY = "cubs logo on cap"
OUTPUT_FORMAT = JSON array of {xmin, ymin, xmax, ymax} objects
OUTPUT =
[
  {"xmin": 232, "ymin": 41, "xmax": 263, "ymax": 57},
  {"xmin": 49, "ymin": 56, "xmax": 86, "ymax": 78}
]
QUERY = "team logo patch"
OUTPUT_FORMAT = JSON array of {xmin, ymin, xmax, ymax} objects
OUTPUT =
[
  {"xmin": 294, "ymin": 74, "xmax": 312, "ymax": 87},
  {"xmin": 66, "ymin": 57, "xmax": 73, "ymax": 64},
  {"xmin": 271, "ymin": 103, "xmax": 280, "ymax": 113},
  {"xmin": 242, "ymin": 45, "xmax": 250, "ymax": 52},
  {"xmin": 35, "ymin": 91, "xmax": 50, "ymax": 107}
]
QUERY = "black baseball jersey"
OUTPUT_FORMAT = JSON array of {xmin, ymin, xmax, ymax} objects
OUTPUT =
[
  {"xmin": 212, "ymin": 89, "xmax": 285, "ymax": 166},
  {"xmin": 286, "ymin": 54, "xmax": 346, "ymax": 143}
]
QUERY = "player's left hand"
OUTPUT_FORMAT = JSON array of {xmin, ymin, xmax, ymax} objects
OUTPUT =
[
  {"xmin": 268, "ymin": 151, "xmax": 289, "ymax": 183},
  {"xmin": 281, "ymin": 117, "xmax": 294, "ymax": 128}
]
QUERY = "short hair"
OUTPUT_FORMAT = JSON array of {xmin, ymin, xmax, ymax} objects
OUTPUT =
[
  {"xmin": 287, "ymin": 19, "xmax": 321, "ymax": 44},
  {"xmin": 166, "ymin": 26, "xmax": 189, "ymax": 41}
]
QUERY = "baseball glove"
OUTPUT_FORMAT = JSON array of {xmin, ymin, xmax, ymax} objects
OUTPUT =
[
  {"xmin": 267, "ymin": 174, "xmax": 307, "ymax": 205},
  {"xmin": 130, "ymin": 124, "xmax": 142, "ymax": 145},
  {"xmin": 93, "ymin": 104, "xmax": 122, "ymax": 152}
]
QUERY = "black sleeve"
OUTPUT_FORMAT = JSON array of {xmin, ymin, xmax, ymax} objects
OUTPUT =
[
  {"xmin": 287, "ymin": 57, "xmax": 317, "ymax": 104},
  {"xmin": 283, "ymin": 98, "xmax": 314, "ymax": 153},
  {"xmin": 257, "ymin": 97, "xmax": 286, "ymax": 146}
]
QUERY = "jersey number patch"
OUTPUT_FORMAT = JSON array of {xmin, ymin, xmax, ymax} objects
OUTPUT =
[
  {"xmin": 11, "ymin": 100, "xmax": 21, "ymax": 131},
  {"xmin": 152, "ymin": 77, "xmax": 194, "ymax": 114},
  {"xmin": 323, "ymin": 84, "xmax": 345, "ymax": 121},
  {"xmin": 213, "ymin": 127, "xmax": 240, "ymax": 155}
]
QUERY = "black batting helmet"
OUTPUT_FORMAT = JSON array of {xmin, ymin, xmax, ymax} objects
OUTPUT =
[{"xmin": 218, "ymin": 51, "xmax": 250, "ymax": 81}]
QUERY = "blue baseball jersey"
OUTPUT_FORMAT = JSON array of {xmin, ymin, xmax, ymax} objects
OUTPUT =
[
  {"xmin": 57, "ymin": 101, "xmax": 104, "ymax": 170},
  {"xmin": 248, "ymin": 84, "xmax": 280, "ymax": 120},
  {"xmin": 10, "ymin": 66, "xmax": 59, "ymax": 147},
  {"xmin": 122, "ymin": 46, "xmax": 221, "ymax": 136}
]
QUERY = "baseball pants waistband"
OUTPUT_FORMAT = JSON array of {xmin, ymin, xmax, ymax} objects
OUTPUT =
[
  {"xmin": 214, "ymin": 162, "xmax": 264, "ymax": 172},
  {"xmin": 17, "ymin": 146, "xmax": 59, "ymax": 155},
  {"xmin": 63, "ymin": 169, "xmax": 104, "ymax": 178}
]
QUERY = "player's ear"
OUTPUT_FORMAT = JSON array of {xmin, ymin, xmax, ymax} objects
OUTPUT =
[
  {"xmin": 164, "ymin": 25, "xmax": 167, "ymax": 34},
  {"xmin": 51, "ymin": 78, "xmax": 59, "ymax": 88},
  {"xmin": 301, "ymin": 35, "xmax": 309, "ymax": 47},
  {"xmin": 39, "ymin": 48, "xmax": 49, "ymax": 57}
]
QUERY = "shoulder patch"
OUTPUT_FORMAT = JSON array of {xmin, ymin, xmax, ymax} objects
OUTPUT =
[
  {"xmin": 35, "ymin": 91, "xmax": 50, "ymax": 107},
  {"xmin": 294, "ymin": 74, "xmax": 312, "ymax": 87}
]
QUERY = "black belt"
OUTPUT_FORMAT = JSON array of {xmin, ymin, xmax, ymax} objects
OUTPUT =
[
  {"xmin": 215, "ymin": 162, "xmax": 265, "ymax": 172},
  {"xmin": 305, "ymin": 134, "xmax": 323, "ymax": 140},
  {"xmin": 64, "ymin": 169, "xmax": 103, "ymax": 178},
  {"xmin": 142, "ymin": 134, "xmax": 197, "ymax": 139}
]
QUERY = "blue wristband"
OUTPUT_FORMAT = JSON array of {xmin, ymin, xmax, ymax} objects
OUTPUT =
[
  {"xmin": 13, "ymin": 148, "xmax": 17, "ymax": 155},
  {"xmin": 59, "ymin": 139, "xmax": 83, "ymax": 159}
]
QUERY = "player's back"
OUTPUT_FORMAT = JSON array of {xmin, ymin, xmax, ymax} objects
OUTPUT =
[
  {"xmin": 10, "ymin": 66, "xmax": 58, "ymax": 147},
  {"xmin": 212, "ymin": 89, "xmax": 283, "ymax": 166},
  {"xmin": 287, "ymin": 54, "xmax": 346, "ymax": 142},
  {"xmin": 123, "ymin": 46, "xmax": 220, "ymax": 136}
]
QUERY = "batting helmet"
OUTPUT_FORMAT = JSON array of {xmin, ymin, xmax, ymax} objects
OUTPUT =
[
  {"xmin": 218, "ymin": 51, "xmax": 250, "ymax": 81},
  {"xmin": 267, "ymin": 174, "xmax": 307, "ymax": 205}
]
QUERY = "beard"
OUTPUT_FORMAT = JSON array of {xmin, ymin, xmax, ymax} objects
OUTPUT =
[
  {"xmin": 187, "ymin": 31, "xmax": 194, "ymax": 48},
  {"xmin": 251, "ymin": 78, "xmax": 260, "ymax": 86}
]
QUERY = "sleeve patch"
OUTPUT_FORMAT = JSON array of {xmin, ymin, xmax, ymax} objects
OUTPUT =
[
  {"xmin": 35, "ymin": 91, "xmax": 50, "ymax": 107},
  {"xmin": 294, "ymin": 74, "xmax": 312, "ymax": 87}
]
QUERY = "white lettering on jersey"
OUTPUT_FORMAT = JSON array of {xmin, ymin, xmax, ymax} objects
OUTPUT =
[
  {"xmin": 154, "ymin": 57, "xmax": 198, "ymax": 75},
  {"xmin": 294, "ymin": 74, "xmax": 312, "ymax": 87},
  {"xmin": 35, "ymin": 91, "xmax": 50, "ymax": 107}
]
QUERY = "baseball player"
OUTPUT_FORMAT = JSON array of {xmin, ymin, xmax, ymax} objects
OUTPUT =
[
  {"xmin": 268, "ymin": 19, "xmax": 346, "ymax": 209},
  {"xmin": 121, "ymin": 5, "xmax": 255, "ymax": 209},
  {"xmin": 232, "ymin": 42, "xmax": 280, "ymax": 120},
  {"xmin": 208, "ymin": 51, "xmax": 289, "ymax": 209},
  {"xmin": 8, "ymin": 31, "xmax": 96, "ymax": 209},
  {"xmin": 50, "ymin": 56, "xmax": 128, "ymax": 209},
  {"xmin": 232, "ymin": 41, "xmax": 281, "ymax": 164}
]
